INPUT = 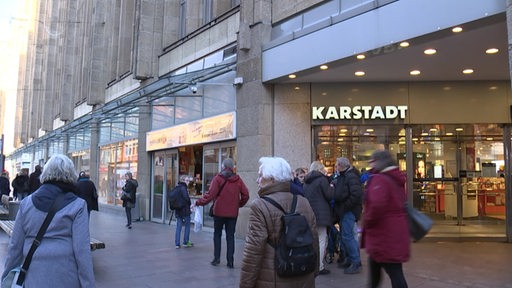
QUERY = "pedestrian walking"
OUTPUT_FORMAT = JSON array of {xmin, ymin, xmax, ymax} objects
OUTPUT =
[{"xmin": 76, "ymin": 171, "xmax": 99, "ymax": 216}]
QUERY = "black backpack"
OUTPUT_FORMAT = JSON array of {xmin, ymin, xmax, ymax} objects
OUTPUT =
[
  {"xmin": 167, "ymin": 185, "xmax": 185, "ymax": 210},
  {"xmin": 262, "ymin": 194, "xmax": 317, "ymax": 277}
]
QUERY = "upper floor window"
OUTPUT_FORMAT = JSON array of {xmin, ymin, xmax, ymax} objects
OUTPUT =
[{"xmin": 179, "ymin": 0, "xmax": 187, "ymax": 38}]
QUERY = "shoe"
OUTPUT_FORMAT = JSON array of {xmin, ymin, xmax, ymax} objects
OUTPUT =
[
  {"xmin": 227, "ymin": 262, "xmax": 234, "ymax": 269},
  {"xmin": 326, "ymin": 255, "xmax": 333, "ymax": 264},
  {"xmin": 175, "ymin": 245, "xmax": 181, "ymax": 249},
  {"xmin": 338, "ymin": 259, "xmax": 350, "ymax": 268},
  {"xmin": 319, "ymin": 269, "xmax": 330, "ymax": 275},
  {"xmin": 210, "ymin": 259, "xmax": 220, "ymax": 266},
  {"xmin": 127, "ymin": 225, "xmax": 132, "ymax": 229},
  {"xmin": 125, "ymin": 224, "xmax": 130, "ymax": 227},
  {"xmin": 344, "ymin": 263, "xmax": 362, "ymax": 274},
  {"xmin": 184, "ymin": 241, "xmax": 194, "ymax": 248}
]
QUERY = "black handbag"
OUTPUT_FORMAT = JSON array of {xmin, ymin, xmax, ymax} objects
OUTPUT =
[
  {"xmin": 209, "ymin": 179, "xmax": 228, "ymax": 217},
  {"xmin": 405, "ymin": 202, "xmax": 433, "ymax": 241}
]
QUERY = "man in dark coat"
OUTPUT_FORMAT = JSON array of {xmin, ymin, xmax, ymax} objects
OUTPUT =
[
  {"xmin": 29, "ymin": 165, "xmax": 42, "ymax": 193},
  {"xmin": 0, "ymin": 171, "xmax": 11, "ymax": 208},
  {"xmin": 75, "ymin": 171, "xmax": 99, "ymax": 215},
  {"xmin": 334, "ymin": 157, "xmax": 363, "ymax": 274},
  {"xmin": 12, "ymin": 169, "xmax": 30, "ymax": 200}
]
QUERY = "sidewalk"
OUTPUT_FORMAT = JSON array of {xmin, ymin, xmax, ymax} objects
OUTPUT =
[{"xmin": 1, "ymin": 211, "xmax": 512, "ymax": 287}]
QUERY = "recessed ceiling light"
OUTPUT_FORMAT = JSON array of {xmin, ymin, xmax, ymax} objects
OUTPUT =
[
  {"xmin": 321, "ymin": 92, "xmax": 327, "ymax": 96},
  {"xmin": 486, "ymin": 48, "xmax": 499, "ymax": 54},
  {"xmin": 320, "ymin": 65, "xmax": 328, "ymax": 70},
  {"xmin": 366, "ymin": 128, "xmax": 374, "ymax": 132},
  {"xmin": 288, "ymin": 74, "xmax": 296, "ymax": 79},
  {"xmin": 355, "ymin": 71, "xmax": 365, "ymax": 76},
  {"xmin": 455, "ymin": 127, "xmax": 464, "ymax": 131},
  {"xmin": 340, "ymin": 129, "xmax": 348, "ymax": 132},
  {"xmin": 421, "ymin": 132, "xmax": 428, "ymax": 136},
  {"xmin": 489, "ymin": 86, "xmax": 498, "ymax": 90},
  {"xmin": 446, "ymin": 132, "xmax": 453, "ymax": 136},
  {"xmin": 429, "ymin": 128, "xmax": 438, "ymax": 132},
  {"xmin": 412, "ymin": 138, "xmax": 419, "ymax": 141},
  {"xmin": 486, "ymin": 137, "xmax": 494, "ymax": 141},
  {"xmin": 294, "ymin": 86, "xmax": 300, "ymax": 90},
  {"xmin": 452, "ymin": 26, "xmax": 463, "ymax": 33},
  {"xmin": 462, "ymin": 69, "xmax": 474, "ymax": 74},
  {"xmin": 399, "ymin": 41, "xmax": 410, "ymax": 47},
  {"xmin": 424, "ymin": 48, "xmax": 437, "ymax": 55},
  {"xmin": 356, "ymin": 54, "xmax": 365, "ymax": 60},
  {"xmin": 410, "ymin": 70, "xmax": 421, "ymax": 76}
]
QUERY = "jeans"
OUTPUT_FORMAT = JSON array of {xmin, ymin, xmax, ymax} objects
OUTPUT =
[
  {"xmin": 125, "ymin": 206, "xmax": 132, "ymax": 226},
  {"xmin": 175, "ymin": 215, "xmax": 191, "ymax": 246},
  {"xmin": 318, "ymin": 226, "xmax": 328, "ymax": 270},
  {"xmin": 213, "ymin": 216, "xmax": 237, "ymax": 264},
  {"xmin": 341, "ymin": 211, "xmax": 360, "ymax": 264},
  {"xmin": 368, "ymin": 257, "xmax": 408, "ymax": 288}
]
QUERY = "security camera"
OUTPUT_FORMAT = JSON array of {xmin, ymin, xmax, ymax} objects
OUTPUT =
[{"xmin": 189, "ymin": 85, "xmax": 198, "ymax": 94}]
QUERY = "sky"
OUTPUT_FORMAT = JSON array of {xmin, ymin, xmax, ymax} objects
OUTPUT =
[{"xmin": 0, "ymin": 0, "xmax": 22, "ymax": 156}]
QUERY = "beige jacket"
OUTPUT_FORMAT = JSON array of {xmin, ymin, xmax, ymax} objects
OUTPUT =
[{"xmin": 240, "ymin": 181, "xmax": 319, "ymax": 288}]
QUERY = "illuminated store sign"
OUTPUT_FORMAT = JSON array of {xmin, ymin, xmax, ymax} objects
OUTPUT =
[
  {"xmin": 312, "ymin": 105, "xmax": 407, "ymax": 120},
  {"xmin": 146, "ymin": 112, "xmax": 235, "ymax": 151}
]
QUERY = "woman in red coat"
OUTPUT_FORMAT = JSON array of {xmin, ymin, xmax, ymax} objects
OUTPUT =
[{"xmin": 362, "ymin": 150, "xmax": 410, "ymax": 288}]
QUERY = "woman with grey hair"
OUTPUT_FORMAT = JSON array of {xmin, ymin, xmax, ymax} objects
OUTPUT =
[
  {"xmin": 2, "ymin": 154, "xmax": 95, "ymax": 287},
  {"xmin": 240, "ymin": 156, "xmax": 319, "ymax": 288},
  {"xmin": 362, "ymin": 150, "xmax": 409, "ymax": 288}
]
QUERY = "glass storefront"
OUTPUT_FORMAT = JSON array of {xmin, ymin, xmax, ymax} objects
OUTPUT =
[
  {"xmin": 98, "ymin": 139, "xmax": 138, "ymax": 206},
  {"xmin": 314, "ymin": 123, "xmax": 506, "ymax": 238},
  {"xmin": 150, "ymin": 142, "xmax": 236, "ymax": 225}
]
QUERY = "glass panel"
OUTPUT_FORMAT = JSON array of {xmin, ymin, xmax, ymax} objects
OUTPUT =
[
  {"xmin": 152, "ymin": 97, "xmax": 175, "ymax": 130},
  {"xmin": 303, "ymin": 0, "xmax": 339, "ymax": 28},
  {"xmin": 152, "ymin": 152, "xmax": 165, "ymax": 221},
  {"xmin": 203, "ymin": 148, "xmax": 219, "ymax": 225},
  {"xmin": 411, "ymin": 124, "xmax": 505, "ymax": 237},
  {"xmin": 175, "ymin": 96, "xmax": 202, "ymax": 124},
  {"xmin": 314, "ymin": 125, "xmax": 404, "ymax": 176},
  {"xmin": 203, "ymin": 72, "xmax": 236, "ymax": 117}
]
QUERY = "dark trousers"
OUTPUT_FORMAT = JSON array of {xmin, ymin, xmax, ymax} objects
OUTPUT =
[
  {"xmin": 125, "ymin": 206, "xmax": 132, "ymax": 226},
  {"xmin": 213, "ymin": 216, "xmax": 237, "ymax": 264},
  {"xmin": 368, "ymin": 257, "xmax": 408, "ymax": 288}
]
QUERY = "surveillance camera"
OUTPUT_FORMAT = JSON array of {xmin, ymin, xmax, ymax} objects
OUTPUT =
[{"xmin": 189, "ymin": 85, "xmax": 198, "ymax": 94}]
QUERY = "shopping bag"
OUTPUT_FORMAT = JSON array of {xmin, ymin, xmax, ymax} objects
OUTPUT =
[
  {"xmin": 194, "ymin": 206, "xmax": 203, "ymax": 233},
  {"xmin": 406, "ymin": 203, "xmax": 433, "ymax": 241},
  {"xmin": 1, "ymin": 266, "xmax": 23, "ymax": 288}
]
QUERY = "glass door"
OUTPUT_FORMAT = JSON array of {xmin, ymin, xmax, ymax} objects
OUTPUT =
[
  {"xmin": 151, "ymin": 151, "xmax": 178, "ymax": 223},
  {"xmin": 411, "ymin": 124, "xmax": 506, "ymax": 238}
]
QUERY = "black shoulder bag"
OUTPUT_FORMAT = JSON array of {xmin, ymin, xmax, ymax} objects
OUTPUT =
[
  {"xmin": 209, "ymin": 179, "xmax": 228, "ymax": 217},
  {"xmin": 13, "ymin": 192, "xmax": 68, "ymax": 286}
]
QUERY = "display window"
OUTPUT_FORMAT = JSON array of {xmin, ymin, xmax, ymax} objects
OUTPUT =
[{"xmin": 98, "ymin": 140, "xmax": 138, "ymax": 206}]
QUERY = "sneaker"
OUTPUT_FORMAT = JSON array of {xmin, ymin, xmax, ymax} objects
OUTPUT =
[
  {"xmin": 175, "ymin": 245, "xmax": 181, "ymax": 249},
  {"xmin": 210, "ymin": 259, "xmax": 220, "ymax": 266},
  {"xmin": 227, "ymin": 262, "xmax": 234, "ymax": 269},
  {"xmin": 344, "ymin": 263, "xmax": 362, "ymax": 274},
  {"xmin": 184, "ymin": 241, "xmax": 194, "ymax": 248},
  {"xmin": 319, "ymin": 269, "xmax": 330, "ymax": 275}
]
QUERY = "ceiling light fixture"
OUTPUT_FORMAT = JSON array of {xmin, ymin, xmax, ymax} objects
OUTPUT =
[
  {"xmin": 446, "ymin": 132, "xmax": 453, "ymax": 136},
  {"xmin": 399, "ymin": 41, "xmax": 409, "ymax": 47},
  {"xmin": 424, "ymin": 48, "xmax": 437, "ymax": 55},
  {"xmin": 452, "ymin": 26, "xmax": 463, "ymax": 33},
  {"xmin": 455, "ymin": 127, "xmax": 464, "ymax": 131},
  {"xmin": 354, "ymin": 71, "xmax": 365, "ymax": 76},
  {"xmin": 288, "ymin": 74, "xmax": 296, "ymax": 79},
  {"xmin": 320, "ymin": 65, "xmax": 328, "ymax": 70},
  {"xmin": 366, "ymin": 128, "xmax": 374, "ymax": 132},
  {"xmin": 462, "ymin": 69, "xmax": 474, "ymax": 74},
  {"xmin": 356, "ymin": 54, "xmax": 365, "ymax": 60},
  {"xmin": 486, "ymin": 48, "xmax": 499, "ymax": 54},
  {"xmin": 410, "ymin": 70, "xmax": 421, "ymax": 76}
]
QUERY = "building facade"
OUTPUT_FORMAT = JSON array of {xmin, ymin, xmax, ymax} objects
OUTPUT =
[{"xmin": 9, "ymin": 0, "xmax": 512, "ymax": 241}]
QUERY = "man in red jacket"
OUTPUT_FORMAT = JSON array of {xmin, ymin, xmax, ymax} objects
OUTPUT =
[{"xmin": 195, "ymin": 158, "xmax": 249, "ymax": 268}]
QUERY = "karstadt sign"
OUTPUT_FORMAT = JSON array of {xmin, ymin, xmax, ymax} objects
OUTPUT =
[{"xmin": 312, "ymin": 105, "xmax": 408, "ymax": 120}]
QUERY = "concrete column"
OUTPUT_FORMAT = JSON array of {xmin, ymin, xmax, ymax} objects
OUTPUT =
[
  {"xmin": 136, "ymin": 105, "xmax": 152, "ymax": 221},
  {"xmin": 235, "ymin": 0, "xmax": 273, "ymax": 237}
]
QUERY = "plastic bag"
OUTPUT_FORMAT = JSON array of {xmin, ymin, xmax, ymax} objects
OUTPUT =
[{"xmin": 193, "ymin": 206, "xmax": 203, "ymax": 233}]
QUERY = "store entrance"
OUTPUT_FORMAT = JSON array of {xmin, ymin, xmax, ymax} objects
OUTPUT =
[
  {"xmin": 151, "ymin": 150, "xmax": 178, "ymax": 223},
  {"xmin": 411, "ymin": 124, "xmax": 506, "ymax": 237}
]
